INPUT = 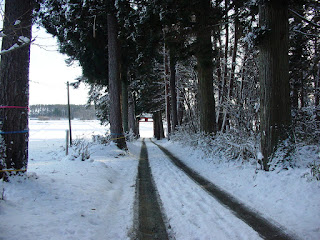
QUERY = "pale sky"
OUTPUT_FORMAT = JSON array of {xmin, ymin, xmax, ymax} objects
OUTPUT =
[{"xmin": 29, "ymin": 27, "xmax": 90, "ymax": 105}]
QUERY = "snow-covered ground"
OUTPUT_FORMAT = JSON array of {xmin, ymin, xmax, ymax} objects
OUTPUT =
[
  {"xmin": 158, "ymin": 140, "xmax": 320, "ymax": 240},
  {"xmin": 1, "ymin": 120, "xmax": 139, "ymax": 240},
  {"xmin": 0, "ymin": 120, "xmax": 319, "ymax": 240}
]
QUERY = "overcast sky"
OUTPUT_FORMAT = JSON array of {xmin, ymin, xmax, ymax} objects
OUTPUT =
[{"xmin": 29, "ymin": 27, "xmax": 89, "ymax": 105}]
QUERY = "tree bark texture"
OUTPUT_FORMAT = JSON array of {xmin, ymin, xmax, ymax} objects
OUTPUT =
[
  {"xmin": 0, "ymin": 0, "xmax": 32, "ymax": 174},
  {"xmin": 315, "ymin": 61, "xmax": 320, "ymax": 124},
  {"xmin": 153, "ymin": 111, "xmax": 164, "ymax": 140},
  {"xmin": 164, "ymin": 45, "xmax": 171, "ymax": 137},
  {"xmin": 194, "ymin": 0, "xmax": 216, "ymax": 134},
  {"xmin": 128, "ymin": 92, "xmax": 137, "ymax": 136},
  {"xmin": 259, "ymin": 0, "xmax": 292, "ymax": 170},
  {"xmin": 121, "ymin": 67, "xmax": 129, "ymax": 133},
  {"xmin": 107, "ymin": 12, "xmax": 127, "ymax": 149}
]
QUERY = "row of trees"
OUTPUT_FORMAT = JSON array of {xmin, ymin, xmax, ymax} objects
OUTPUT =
[
  {"xmin": 38, "ymin": 0, "xmax": 319, "ymax": 169},
  {"xmin": 1, "ymin": 0, "xmax": 319, "ymax": 177},
  {"xmin": 30, "ymin": 104, "xmax": 97, "ymax": 120}
]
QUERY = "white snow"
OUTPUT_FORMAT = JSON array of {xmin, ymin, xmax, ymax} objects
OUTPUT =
[
  {"xmin": 18, "ymin": 36, "xmax": 30, "ymax": 43},
  {"xmin": 159, "ymin": 139, "xmax": 320, "ymax": 240},
  {"xmin": 0, "ymin": 120, "xmax": 138, "ymax": 240},
  {"xmin": 1, "ymin": 120, "xmax": 319, "ymax": 240},
  {"xmin": 14, "ymin": 20, "xmax": 21, "ymax": 26}
]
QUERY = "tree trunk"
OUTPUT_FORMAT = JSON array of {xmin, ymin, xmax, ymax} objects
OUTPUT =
[
  {"xmin": 259, "ymin": 0, "xmax": 292, "ymax": 170},
  {"xmin": 153, "ymin": 113, "xmax": 158, "ymax": 139},
  {"xmin": 128, "ymin": 92, "xmax": 137, "ymax": 136},
  {"xmin": 0, "ymin": 0, "xmax": 33, "ymax": 177},
  {"xmin": 195, "ymin": 0, "xmax": 216, "ymax": 134},
  {"xmin": 217, "ymin": 0, "xmax": 229, "ymax": 132},
  {"xmin": 215, "ymin": 31, "xmax": 222, "ymax": 125},
  {"xmin": 221, "ymin": 6, "xmax": 239, "ymax": 131},
  {"xmin": 228, "ymin": 6, "xmax": 239, "ymax": 100},
  {"xmin": 153, "ymin": 111, "xmax": 164, "ymax": 140},
  {"xmin": 107, "ymin": 12, "xmax": 127, "ymax": 149},
  {"xmin": 315, "ymin": 39, "xmax": 319, "ymax": 107},
  {"xmin": 121, "ymin": 66, "xmax": 129, "ymax": 133},
  {"xmin": 169, "ymin": 49, "xmax": 178, "ymax": 132},
  {"xmin": 159, "ymin": 112, "xmax": 165, "ymax": 139},
  {"xmin": 316, "ymin": 62, "xmax": 320, "ymax": 124},
  {"xmin": 164, "ymin": 45, "xmax": 171, "ymax": 138}
]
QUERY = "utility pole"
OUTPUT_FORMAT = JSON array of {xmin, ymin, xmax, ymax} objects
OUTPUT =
[{"xmin": 67, "ymin": 81, "xmax": 72, "ymax": 146}]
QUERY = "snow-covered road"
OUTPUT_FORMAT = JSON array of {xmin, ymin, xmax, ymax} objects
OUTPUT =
[{"xmin": 144, "ymin": 140, "xmax": 262, "ymax": 239}]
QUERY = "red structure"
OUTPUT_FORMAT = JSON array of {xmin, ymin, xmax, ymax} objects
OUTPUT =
[{"xmin": 138, "ymin": 116, "xmax": 153, "ymax": 122}]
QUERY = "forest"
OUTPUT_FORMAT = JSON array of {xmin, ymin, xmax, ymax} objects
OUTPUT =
[{"xmin": 1, "ymin": 0, "xmax": 320, "ymax": 175}]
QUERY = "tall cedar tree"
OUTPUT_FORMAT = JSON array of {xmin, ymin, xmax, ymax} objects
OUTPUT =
[
  {"xmin": 194, "ymin": 0, "xmax": 217, "ymax": 134},
  {"xmin": 39, "ymin": 1, "xmax": 131, "ymax": 145},
  {"xmin": 0, "ymin": 0, "xmax": 33, "ymax": 177},
  {"xmin": 107, "ymin": 8, "xmax": 127, "ymax": 149},
  {"xmin": 259, "ymin": 0, "xmax": 292, "ymax": 170}
]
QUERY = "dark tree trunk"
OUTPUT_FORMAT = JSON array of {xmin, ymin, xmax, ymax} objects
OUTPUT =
[
  {"xmin": 177, "ymin": 101, "xmax": 184, "ymax": 126},
  {"xmin": 128, "ymin": 92, "xmax": 137, "ymax": 136},
  {"xmin": 0, "ymin": 0, "xmax": 33, "ymax": 177},
  {"xmin": 194, "ymin": 0, "xmax": 216, "ymax": 134},
  {"xmin": 160, "ymin": 114, "xmax": 165, "ymax": 139},
  {"xmin": 259, "ymin": 0, "xmax": 292, "ymax": 170},
  {"xmin": 121, "ymin": 66, "xmax": 129, "ymax": 133},
  {"xmin": 164, "ymin": 45, "xmax": 171, "ymax": 138},
  {"xmin": 153, "ymin": 112, "xmax": 159, "ymax": 140},
  {"xmin": 214, "ymin": 32, "xmax": 223, "ymax": 127},
  {"xmin": 316, "ymin": 62, "xmax": 320, "ymax": 125},
  {"xmin": 107, "ymin": 12, "xmax": 127, "ymax": 149},
  {"xmin": 315, "ymin": 39, "xmax": 320, "ymax": 108},
  {"xmin": 169, "ymin": 49, "xmax": 178, "ymax": 132},
  {"xmin": 153, "ymin": 111, "xmax": 164, "ymax": 140}
]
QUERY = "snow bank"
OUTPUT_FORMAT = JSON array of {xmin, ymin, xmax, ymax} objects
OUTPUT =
[{"xmin": 0, "ymin": 120, "xmax": 138, "ymax": 240}]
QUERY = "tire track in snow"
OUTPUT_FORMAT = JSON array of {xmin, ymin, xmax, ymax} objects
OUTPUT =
[
  {"xmin": 150, "ymin": 139, "xmax": 297, "ymax": 240},
  {"xmin": 146, "ymin": 140, "xmax": 262, "ymax": 240},
  {"xmin": 135, "ymin": 139, "xmax": 169, "ymax": 239}
]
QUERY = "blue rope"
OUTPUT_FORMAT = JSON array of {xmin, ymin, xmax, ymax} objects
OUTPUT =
[
  {"xmin": 0, "ymin": 129, "xmax": 29, "ymax": 134},
  {"xmin": 110, "ymin": 132, "xmax": 124, "ymax": 136}
]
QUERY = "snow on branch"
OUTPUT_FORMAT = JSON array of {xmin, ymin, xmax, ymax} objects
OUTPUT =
[
  {"xmin": 0, "ymin": 11, "xmax": 34, "ymax": 56},
  {"xmin": 0, "ymin": 37, "xmax": 33, "ymax": 56}
]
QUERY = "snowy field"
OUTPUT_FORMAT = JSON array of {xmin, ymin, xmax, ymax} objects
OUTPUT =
[{"xmin": 0, "ymin": 119, "xmax": 319, "ymax": 240}]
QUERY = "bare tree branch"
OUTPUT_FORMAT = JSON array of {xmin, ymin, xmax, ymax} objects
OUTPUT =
[{"xmin": 289, "ymin": 8, "xmax": 320, "ymax": 28}]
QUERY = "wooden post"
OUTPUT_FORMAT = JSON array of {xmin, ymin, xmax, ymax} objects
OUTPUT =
[
  {"xmin": 66, "ymin": 130, "xmax": 69, "ymax": 155},
  {"xmin": 67, "ymin": 82, "xmax": 72, "ymax": 146}
]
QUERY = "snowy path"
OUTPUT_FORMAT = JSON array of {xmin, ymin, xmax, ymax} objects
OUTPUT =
[
  {"xmin": 150, "ymin": 140, "xmax": 296, "ymax": 240},
  {"xmin": 143, "ymin": 140, "xmax": 263, "ymax": 240},
  {"xmin": 136, "ymin": 140, "xmax": 168, "ymax": 239}
]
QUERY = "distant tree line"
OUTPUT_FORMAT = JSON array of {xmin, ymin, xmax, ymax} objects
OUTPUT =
[{"xmin": 29, "ymin": 104, "xmax": 97, "ymax": 120}]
